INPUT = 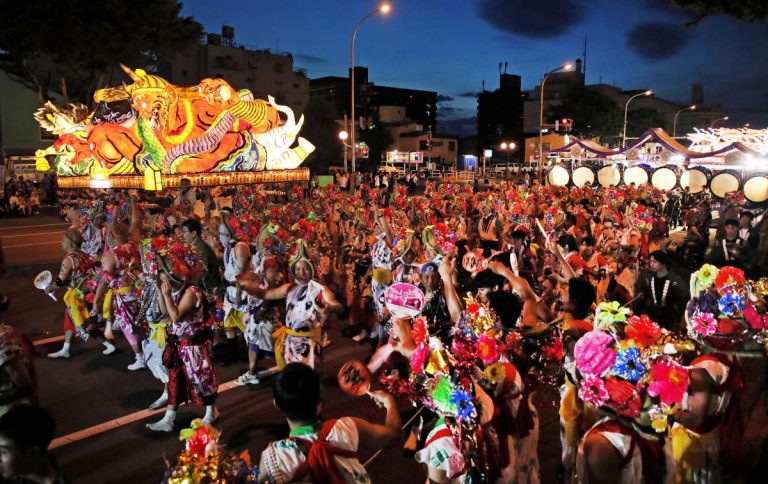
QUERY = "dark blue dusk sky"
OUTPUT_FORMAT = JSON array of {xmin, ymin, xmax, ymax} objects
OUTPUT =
[{"xmin": 181, "ymin": 0, "xmax": 768, "ymax": 135}]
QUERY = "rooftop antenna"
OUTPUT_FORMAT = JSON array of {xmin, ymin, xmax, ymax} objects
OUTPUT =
[
  {"xmin": 482, "ymin": 80, "xmax": 485, "ymax": 92},
  {"xmin": 498, "ymin": 62, "xmax": 502, "ymax": 75},
  {"xmin": 504, "ymin": 61, "xmax": 508, "ymax": 74},
  {"xmin": 583, "ymin": 37, "xmax": 588, "ymax": 83}
]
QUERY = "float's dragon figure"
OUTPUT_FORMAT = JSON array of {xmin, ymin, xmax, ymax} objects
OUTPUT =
[{"xmin": 35, "ymin": 65, "xmax": 314, "ymax": 177}]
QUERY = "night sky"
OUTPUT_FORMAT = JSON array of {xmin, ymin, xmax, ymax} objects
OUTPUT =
[{"xmin": 181, "ymin": 0, "xmax": 768, "ymax": 136}]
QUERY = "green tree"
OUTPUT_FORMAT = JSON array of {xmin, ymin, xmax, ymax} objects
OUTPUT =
[
  {"xmin": 359, "ymin": 115, "xmax": 394, "ymax": 173},
  {"xmin": 300, "ymin": 98, "xmax": 343, "ymax": 176},
  {"xmin": 626, "ymin": 107, "xmax": 669, "ymax": 137},
  {"xmin": 546, "ymin": 86, "xmax": 623, "ymax": 143},
  {"xmin": 672, "ymin": 0, "xmax": 768, "ymax": 25},
  {"xmin": 0, "ymin": 0, "xmax": 202, "ymax": 104}
]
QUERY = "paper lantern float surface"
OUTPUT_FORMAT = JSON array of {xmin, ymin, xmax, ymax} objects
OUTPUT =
[{"xmin": 35, "ymin": 65, "xmax": 313, "ymax": 187}]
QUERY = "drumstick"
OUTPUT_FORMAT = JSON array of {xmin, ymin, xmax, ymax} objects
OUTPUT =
[{"xmin": 363, "ymin": 405, "xmax": 425, "ymax": 467}]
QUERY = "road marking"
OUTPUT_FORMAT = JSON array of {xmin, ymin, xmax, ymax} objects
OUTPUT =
[
  {"xmin": 0, "ymin": 222, "xmax": 69, "ymax": 230},
  {"xmin": 3, "ymin": 241, "xmax": 62, "ymax": 248},
  {"xmin": 33, "ymin": 335, "xmax": 65, "ymax": 346},
  {"xmin": 50, "ymin": 378, "xmax": 242, "ymax": 449},
  {"xmin": 46, "ymin": 343, "xmax": 353, "ymax": 449},
  {"xmin": 1, "ymin": 231, "xmax": 66, "ymax": 238}
]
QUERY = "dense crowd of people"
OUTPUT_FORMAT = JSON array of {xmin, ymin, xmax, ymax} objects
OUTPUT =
[{"xmin": 1, "ymin": 173, "xmax": 768, "ymax": 483}]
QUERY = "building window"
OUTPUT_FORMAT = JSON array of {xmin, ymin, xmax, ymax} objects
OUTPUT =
[
  {"xmin": 275, "ymin": 81, "xmax": 284, "ymax": 86},
  {"xmin": 293, "ymin": 83, "xmax": 300, "ymax": 89},
  {"xmin": 274, "ymin": 63, "xmax": 284, "ymax": 74},
  {"xmin": 448, "ymin": 141, "xmax": 456, "ymax": 151},
  {"xmin": 181, "ymin": 69, "xmax": 188, "ymax": 77}
]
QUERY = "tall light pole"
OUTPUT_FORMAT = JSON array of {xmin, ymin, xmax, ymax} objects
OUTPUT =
[
  {"xmin": 339, "ymin": 130, "xmax": 349, "ymax": 171},
  {"xmin": 622, "ymin": 90, "xmax": 652, "ymax": 148},
  {"xmin": 350, "ymin": 2, "xmax": 391, "ymax": 174},
  {"xmin": 710, "ymin": 115, "xmax": 729, "ymax": 129},
  {"xmin": 673, "ymin": 105, "xmax": 696, "ymax": 138},
  {"xmin": 538, "ymin": 63, "xmax": 572, "ymax": 180}
]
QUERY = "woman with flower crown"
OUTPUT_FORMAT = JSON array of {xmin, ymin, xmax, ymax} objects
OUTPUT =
[
  {"xmin": 239, "ymin": 240, "xmax": 341, "ymax": 372},
  {"xmin": 146, "ymin": 236, "xmax": 219, "ymax": 432}
]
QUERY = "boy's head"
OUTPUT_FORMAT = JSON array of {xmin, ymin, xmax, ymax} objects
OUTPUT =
[
  {"xmin": 273, "ymin": 363, "xmax": 321, "ymax": 422},
  {"xmin": 0, "ymin": 405, "xmax": 55, "ymax": 480}
]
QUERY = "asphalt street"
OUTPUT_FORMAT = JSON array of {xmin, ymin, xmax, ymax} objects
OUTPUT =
[{"xmin": 1, "ymin": 214, "xmax": 767, "ymax": 483}]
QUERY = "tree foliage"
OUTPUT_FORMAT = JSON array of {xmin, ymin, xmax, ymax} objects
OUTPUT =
[
  {"xmin": 672, "ymin": 0, "xmax": 768, "ymax": 25},
  {"xmin": 546, "ymin": 87, "xmax": 623, "ymax": 142},
  {"xmin": 0, "ymin": 0, "xmax": 202, "ymax": 104}
]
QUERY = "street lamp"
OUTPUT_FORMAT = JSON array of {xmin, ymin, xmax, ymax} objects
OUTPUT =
[
  {"xmin": 622, "ymin": 90, "xmax": 652, "ymax": 148},
  {"xmin": 673, "ymin": 105, "xmax": 696, "ymax": 138},
  {"xmin": 710, "ymin": 115, "xmax": 729, "ymax": 129},
  {"xmin": 539, "ymin": 63, "xmax": 572, "ymax": 179},
  {"xmin": 339, "ymin": 130, "xmax": 349, "ymax": 171},
  {"xmin": 350, "ymin": 2, "xmax": 391, "ymax": 174}
]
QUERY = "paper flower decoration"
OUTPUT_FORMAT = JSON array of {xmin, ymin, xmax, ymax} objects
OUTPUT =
[
  {"xmin": 411, "ymin": 316, "xmax": 428, "ymax": 346},
  {"xmin": 695, "ymin": 264, "xmax": 719, "ymax": 288},
  {"xmin": 718, "ymin": 292, "xmax": 745, "ymax": 316},
  {"xmin": 691, "ymin": 312, "xmax": 717, "ymax": 336},
  {"xmin": 612, "ymin": 346, "xmax": 646, "ymax": 383},
  {"xmin": 430, "ymin": 376, "xmax": 457, "ymax": 414},
  {"xmin": 625, "ymin": 314, "xmax": 662, "ymax": 347},
  {"xmin": 647, "ymin": 359, "xmax": 689, "ymax": 406},
  {"xmin": 574, "ymin": 330, "xmax": 617, "ymax": 376},
  {"xmin": 595, "ymin": 301, "xmax": 631, "ymax": 330},
  {"xmin": 714, "ymin": 266, "xmax": 745, "ymax": 293},
  {"xmin": 579, "ymin": 373, "xmax": 609, "ymax": 407},
  {"xmin": 475, "ymin": 334, "xmax": 500, "ymax": 365},
  {"xmin": 449, "ymin": 387, "xmax": 477, "ymax": 420},
  {"xmin": 604, "ymin": 377, "xmax": 642, "ymax": 418},
  {"xmin": 410, "ymin": 344, "xmax": 429, "ymax": 375}
]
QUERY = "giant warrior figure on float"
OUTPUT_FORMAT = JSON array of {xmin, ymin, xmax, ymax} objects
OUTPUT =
[{"xmin": 34, "ymin": 65, "xmax": 314, "ymax": 178}]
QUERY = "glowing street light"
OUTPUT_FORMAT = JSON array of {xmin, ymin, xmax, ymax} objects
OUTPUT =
[
  {"xmin": 339, "ymin": 130, "xmax": 350, "ymax": 171},
  {"xmin": 539, "ymin": 63, "xmax": 572, "ymax": 178},
  {"xmin": 673, "ymin": 105, "xmax": 696, "ymax": 138},
  {"xmin": 710, "ymin": 116, "xmax": 729, "ymax": 129},
  {"xmin": 350, "ymin": 2, "xmax": 392, "ymax": 173},
  {"xmin": 622, "ymin": 90, "xmax": 652, "ymax": 148}
]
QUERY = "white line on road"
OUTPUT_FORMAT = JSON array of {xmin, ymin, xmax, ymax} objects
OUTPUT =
[
  {"xmin": 1, "ymin": 231, "xmax": 66, "ymax": 238},
  {"xmin": 3, "ymin": 241, "xmax": 62, "ymax": 248},
  {"xmin": 50, "ymin": 378, "xmax": 241, "ymax": 449},
  {"xmin": 0, "ymin": 222, "xmax": 69, "ymax": 230}
]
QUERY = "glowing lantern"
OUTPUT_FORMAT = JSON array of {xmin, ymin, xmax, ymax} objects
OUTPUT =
[{"xmin": 144, "ymin": 167, "xmax": 163, "ymax": 191}]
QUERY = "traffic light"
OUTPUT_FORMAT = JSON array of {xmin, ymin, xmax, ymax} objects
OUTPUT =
[{"xmin": 560, "ymin": 118, "xmax": 573, "ymax": 132}]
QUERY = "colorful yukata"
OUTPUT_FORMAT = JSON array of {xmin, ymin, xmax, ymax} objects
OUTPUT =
[
  {"xmin": 81, "ymin": 223, "xmax": 105, "ymax": 259},
  {"xmin": 577, "ymin": 417, "xmax": 670, "ymax": 484},
  {"xmin": 670, "ymin": 354, "xmax": 743, "ymax": 484},
  {"xmin": 244, "ymin": 251, "xmax": 275, "ymax": 356},
  {"xmin": 222, "ymin": 240, "xmax": 250, "ymax": 333},
  {"xmin": 274, "ymin": 280, "xmax": 326, "ymax": 370},
  {"xmin": 259, "ymin": 417, "xmax": 370, "ymax": 484},
  {"xmin": 370, "ymin": 233, "xmax": 393, "ymax": 319},
  {"xmin": 60, "ymin": 251, "xmax": 93, "ymax": 340},
  {"xmin": 163, "ymin": 286, "xmax": 218, "ymax": 406},
  {"xmin": 103, "ymin": 242, "xmax": 143, "ymax": 347},
  {"xmin": 415, "ymin": 418, "xmax": 467, "ymax": 482},
  {"xmin": 138, "ymin": 278, "xmax": 168, "ymax": 384}
]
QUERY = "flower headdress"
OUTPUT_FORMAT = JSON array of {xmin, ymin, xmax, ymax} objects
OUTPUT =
[
  {"xmin": 572, "ymin": 303, "xmax": 691, "ymax": 432},
  {"xmin": 421, "ymin": 223, "xmax": 456, "ymax": 257},
  {"xmin": 686, "ymin": 265, "xmax": 767, "ymax": 353},
  {"xmin": 144, "ymin": 236, "xmax": 203, "ymax": 284},
  {"xmin": 391, "ymin": 228, "xmax": 417, "ymax": 259},
  {"xmin": 163, "ymin": 419, "xmax": 257, "ymax": 483}
]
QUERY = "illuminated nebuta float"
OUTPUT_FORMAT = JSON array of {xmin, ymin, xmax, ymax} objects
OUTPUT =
[{"xmin": 34, "ymin": 65, "xmax": 313, "ymax": 189}]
